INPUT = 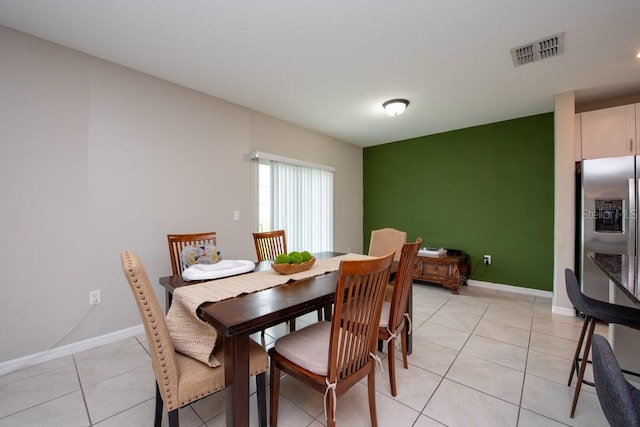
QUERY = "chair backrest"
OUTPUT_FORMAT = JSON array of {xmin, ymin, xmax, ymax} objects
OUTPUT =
[
  {"xmin": 120, "ymin": 251, "xmax": 180, "ymax": 411},
  {"xmin": 328, "ymin": 251, "xmax": 394, "ymax": 382},
  {"xmin": 388, "ymin": 237, "xmax": 422, "ymax": 331},
  {"xmin": 592, "ymin": 334, "xmax": 640, "ymax": 427},
  {"xmin": 368, "ymin": 228, "xmax": 407, "ymax": 262},
  {"xmin": 167, "ymin": 231, "xmax": 217, "ymax": 275},
  {"xmin": 253, "ymin": 230, "xmax": 287, "ymax": 262},
  {"xmin": 564, "ymin": 268, "xmax": 589, "ymax": 314}
]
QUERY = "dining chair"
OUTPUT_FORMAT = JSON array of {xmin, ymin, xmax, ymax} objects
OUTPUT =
[
  {"xmin": 368, "ymin": 227, "xmax": 407, "ymax": 262},
  {"xmin": 252, "ymin": 230, "xmax": 287, "ymax": 262},
  {"xmin": 591, "ymin": 334, "xmax": 640, "ymax": 427},
  {"xmin": 564, "ymin": 268, "xmax": 640, "ymax": 418},
  {"xmin": 253, "ymin": 229, "xmax": 322, "ymax": 330},
  {"xmin": 120, "ymin": 251, "xmax": 268, "ymax": 427},
  {"xmin": 167, "ymin": 231, "xmax": 218, "ymax": 275},
  {"xmin": 378, "ymin": 237, "xmax": 421, "ymax": 397},
  {"xmin": 268, "ymin": 251, "xmax": 395, "ymax": 427}
]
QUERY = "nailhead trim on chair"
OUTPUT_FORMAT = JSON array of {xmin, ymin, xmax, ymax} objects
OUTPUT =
[{"xmin": 125, "ymin": 255, "xmax": 176, "ymax": 410}]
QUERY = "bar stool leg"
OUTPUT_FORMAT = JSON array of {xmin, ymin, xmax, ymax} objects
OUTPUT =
[
  {"xmin": 570, "ymin": 317, "xmax": 596, "ymax": 418},
  {"xmin": 568, "ymin": 314, "xmax": 590, "ymax": 386}
]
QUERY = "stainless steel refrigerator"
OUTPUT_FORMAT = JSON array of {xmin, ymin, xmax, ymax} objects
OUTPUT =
[{"xmin": 579, "ymin": 156, "xmax": 637, "ymax": 301}]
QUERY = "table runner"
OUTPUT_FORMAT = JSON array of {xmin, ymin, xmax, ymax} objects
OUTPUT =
[{"xmin": 166, "ymin": 253, "xmax": 372, "ymax": 366}]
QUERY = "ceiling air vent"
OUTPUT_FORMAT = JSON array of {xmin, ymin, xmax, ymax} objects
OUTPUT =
[{"xmin": 510, "ymin": 32, "xmax": 565, "ymax": 67}]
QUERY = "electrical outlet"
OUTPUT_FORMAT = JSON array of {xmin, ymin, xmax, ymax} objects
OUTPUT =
[
  {"xmin": 89, "ymin": 290, "xmax": 101, "ymax": 305},
  {"xmin": 233, "ymin": 210, "xmax": 240, "ymax": 221},
  {"xmin": 483, "ymin": 255, "xmax": 492, "ymax": 265}
]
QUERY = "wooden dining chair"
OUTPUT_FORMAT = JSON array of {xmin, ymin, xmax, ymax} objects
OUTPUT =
[
  {"xmin": 252, "ymin": 230, "xmax": 287, "ymax": 262},
  {"xmin": 368, "ymin": 227, "xmax": 407, "ymax": 262},
  {"xmin": 268, "ymin": 251, "xmax": 395, "ymax": 427},
  {"xmin": 378, "ymin": 237, "xmax": 421, "ymax": 397},
  {"xmin": 253, "ymin": 229, "xmax": 321, "ymax": 330},
  {"xmin": 120, "ymin": 251, "xmax": 268, "ymax": 427},
  {"xmin": 167, "ymin": 231, "xmax": 218, "ymax": 275}
]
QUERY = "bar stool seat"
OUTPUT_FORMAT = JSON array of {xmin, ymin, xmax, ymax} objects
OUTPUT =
[{"xmin": 564, "ymin": 268, "xmax": 640, "ymax": 418}]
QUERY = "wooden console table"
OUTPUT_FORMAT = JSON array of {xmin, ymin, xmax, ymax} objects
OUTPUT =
[{"xmin": 413, "ymin": 253, "xmax": 470, "ymax": 294}]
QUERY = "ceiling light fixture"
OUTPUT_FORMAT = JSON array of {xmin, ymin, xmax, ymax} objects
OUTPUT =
[{"xmin": 383, "ymin": 99, "xmax": 409, "ymax": 116}]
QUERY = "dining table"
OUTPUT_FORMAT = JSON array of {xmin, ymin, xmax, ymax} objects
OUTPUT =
[{"xmin": 158, "ymin": 251, "xmax": 401, "ymax": 427}]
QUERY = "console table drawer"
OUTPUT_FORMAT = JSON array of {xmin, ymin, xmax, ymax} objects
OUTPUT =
[{"xmin": 418, "ymin": 262, "xmax": 451, "ymax": 281}]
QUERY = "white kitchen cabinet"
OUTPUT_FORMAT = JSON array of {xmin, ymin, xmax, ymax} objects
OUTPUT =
[{"xmin": 580, "ymin": 104, "xmax": 636, "ymax": 159}]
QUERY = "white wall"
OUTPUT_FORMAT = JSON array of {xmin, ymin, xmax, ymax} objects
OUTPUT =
[
  {"xmin": 0, "ymin": 26, "xmax": 363, "ymax": 363},
  {"xmin": 552, "ymin": 91, "xmax": 576, "ymax": 315}
]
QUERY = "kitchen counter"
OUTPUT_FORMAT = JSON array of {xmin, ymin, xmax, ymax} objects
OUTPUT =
[
  {"xmin": 586, "ymin": 252, "xmax": 640, "ymax": 375},
  {"xmin": 587, "ymin": 252, "xmax": 639, "ymax": 304}
]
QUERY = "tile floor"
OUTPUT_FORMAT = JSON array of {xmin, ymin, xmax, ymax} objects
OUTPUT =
[{"xmin": 0, "ymin": 284, "xmax": 614, "ymax": 426}]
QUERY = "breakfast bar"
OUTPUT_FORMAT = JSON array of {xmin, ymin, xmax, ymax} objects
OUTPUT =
[{"xmin": 587, "ymin": 252, "xmax": 640, "ymax": 374}]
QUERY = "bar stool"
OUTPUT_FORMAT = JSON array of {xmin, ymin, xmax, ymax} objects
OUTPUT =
[{"xmin": 564, "ymin": 268, "xmax": 640, "ymax": 418}]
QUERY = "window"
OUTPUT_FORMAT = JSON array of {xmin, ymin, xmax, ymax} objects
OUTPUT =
[{"xmin": 253, "ymin": 152, "xmax": 333, "ymax": 253}]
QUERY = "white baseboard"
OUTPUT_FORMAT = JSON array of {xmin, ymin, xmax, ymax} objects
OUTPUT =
[
  {"xmin": 0, "ymin": 324, "xmax": 144, "ymax": 376},
  {"xmin": 466, "ymin": 279, "xmax": 554, "ymax": 299},
  {"xmin": 552, "ymin": 305, "xmax": 576, "ymax": 317}
]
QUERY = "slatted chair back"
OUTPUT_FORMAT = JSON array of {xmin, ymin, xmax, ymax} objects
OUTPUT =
[
  {"xmin": 253, "ymin": 230, "xmax": 287, "ymax": 262},
  {"xmin": 167, "ymin": 231, "xmax": 217, "ymax": 275}
]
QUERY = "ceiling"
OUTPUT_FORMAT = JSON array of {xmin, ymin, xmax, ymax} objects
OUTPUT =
[{"xmin": 1, "ymin": 1, "xmax": 639, "ymax": 147}]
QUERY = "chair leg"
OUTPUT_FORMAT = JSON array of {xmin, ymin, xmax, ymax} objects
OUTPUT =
[
  {"xmin": 269, "ymin": 361, "xmax": 281, "ymax": 427},
  {"xmin": 154, "ymin": 383, "xmax": 163, "ymax": 427},
  {"xmin": 401, "ymin": 326, "xmax": 409, "ymax": 369},
  {"xmin": 568, "ymin": 315, "xmax": 590, "ymax": 386},
  {"xmin": 367, "ymin": 368, "xmax": 379, "ymax": 427},
  {"xmin": 570, "ymin": 317, "xmax": 596, "ymax": 418},
  {"xmin": 317, "ymin": 308, "xmax": 323, "ymax": 321},
  {"xmin": 387, "ymin": 337, "xmax": 398, "ymax": 397},
  {"xmin": 168, "ymin": 408, "xmax": 179, "ymax": 427},
  {"xmin": 255, "ymin": 372, "xmax": 267, "ymax": 427},
  {"xmin": 288, "ymin": 319, "xmax": 296, "ymax": 332}
]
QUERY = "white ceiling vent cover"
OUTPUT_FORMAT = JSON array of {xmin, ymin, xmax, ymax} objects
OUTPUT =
[{"xmin": 510, "ymin": 32, "xmax": 565, "ymax": 67}]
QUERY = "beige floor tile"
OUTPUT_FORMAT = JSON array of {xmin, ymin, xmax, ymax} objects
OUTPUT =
[
  {"xmin": 404, "ymin": 337, "xmax": 459, "ymax": 376},
  {"xmin": 521, "ymin": 374, "xmax": 608, "ymax": 426},
  {"xmin": 414, "ymin": 321, "xmax": 471, "ymax": 351},
  {"xmin": 473, "ymin": 318, "xmax": 531, "ymax": 348},
  {"xmin": 532, "ymin": 317, "xmax": 585, "ymax": 341},
  {"xmin": 424, "ymin": 378, "xmax": 519, "ymax": 427},
  {"xmin": 426, "ymin": 310, "xmax": 481, "ymax": 334},
  {"xmin": 482, "ymin": 309, "xmax": 533, "ymax": 331},
  {"xmin": 517, "ymin": 408, "xmax": 568, "ymax": 426},
  {"xmin": 461, "ymin": 335, "xmax": 528, "ymax": 372},
  {"xmin": 529, "ymin": 331, "xmax": 578, "ymax": 360},
  {"xmin": 413, "ymin": 414, "xmax": 447, "ymax": 426},
  {"xmin": 83, "ymin": 364, "xmax": 155, "ymax": 424},
  {"xmin": 446, "ymin": 353, "xmax": 525, "ymax": 405},
  {"xmin": 0, "ymin": 363, "xmax": 80, "ymax": 418},
  {"xmin": 0, "ymin": 390, "xmax": 89, "ymax": 427},
  {"xmin": 74, "ymin": 338, "xmax": 151, "ymax": 387},
  {"xmin": 371, "ymin": 360, "xmax": 442, "ymax": 411}
]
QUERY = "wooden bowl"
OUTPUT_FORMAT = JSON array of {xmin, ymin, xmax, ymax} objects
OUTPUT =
[{"xmin": 271, "ymin": 257, "xmax": 316, "ymax": 275}]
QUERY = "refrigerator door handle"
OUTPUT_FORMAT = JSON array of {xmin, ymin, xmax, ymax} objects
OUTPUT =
[{"xmin": 630, "ymin": 178, "xmax": 636, "ymax": 256}]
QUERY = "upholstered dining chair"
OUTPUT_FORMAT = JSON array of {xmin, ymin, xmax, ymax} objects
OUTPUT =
[
  {"xmin": 564, "ymin": 268, "xmax": 640, "ymax": 418},
  {"xmin": 378, "ymin": 237, "xmax": 421, "ymax": 397},
  {"xmin": 268, "ymin": 251, "xmax": 395, "ymax": 427},
  {"xmin": 252, "ymin": 230, "xmax": 287, "ymax": 262},
  {"xmin": 368, "ymin": 227, "xmax": 407, "ymax": 262},
  {"xmin": 591, "ymin": 334, "xmax": 640, "ymax": 427},
  {"xmin": 167, "ymin": 231, "xmax": 218, "ymax": 275},
  {"xmin": 120, "ymin": 251, "xmax": 268, "ymax": 427}
]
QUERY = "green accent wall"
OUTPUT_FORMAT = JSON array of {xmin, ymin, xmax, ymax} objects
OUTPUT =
[{"xmin": 363, "ymin": 113, "xmax": 554, "ymax": 291}]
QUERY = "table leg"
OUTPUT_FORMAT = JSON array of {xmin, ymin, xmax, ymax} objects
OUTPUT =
[
  {"xmin": 224, "ymin": 334, "xmax": 250, "ymax": 427},
  {"xmin": 407, "ymin": 283, "xmax": 412, "ymax": 355}
]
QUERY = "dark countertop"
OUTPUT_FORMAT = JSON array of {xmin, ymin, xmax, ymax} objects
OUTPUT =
[{"xmin": 587, "ymin": 252, "xmax": 640, "ymax": 305}]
